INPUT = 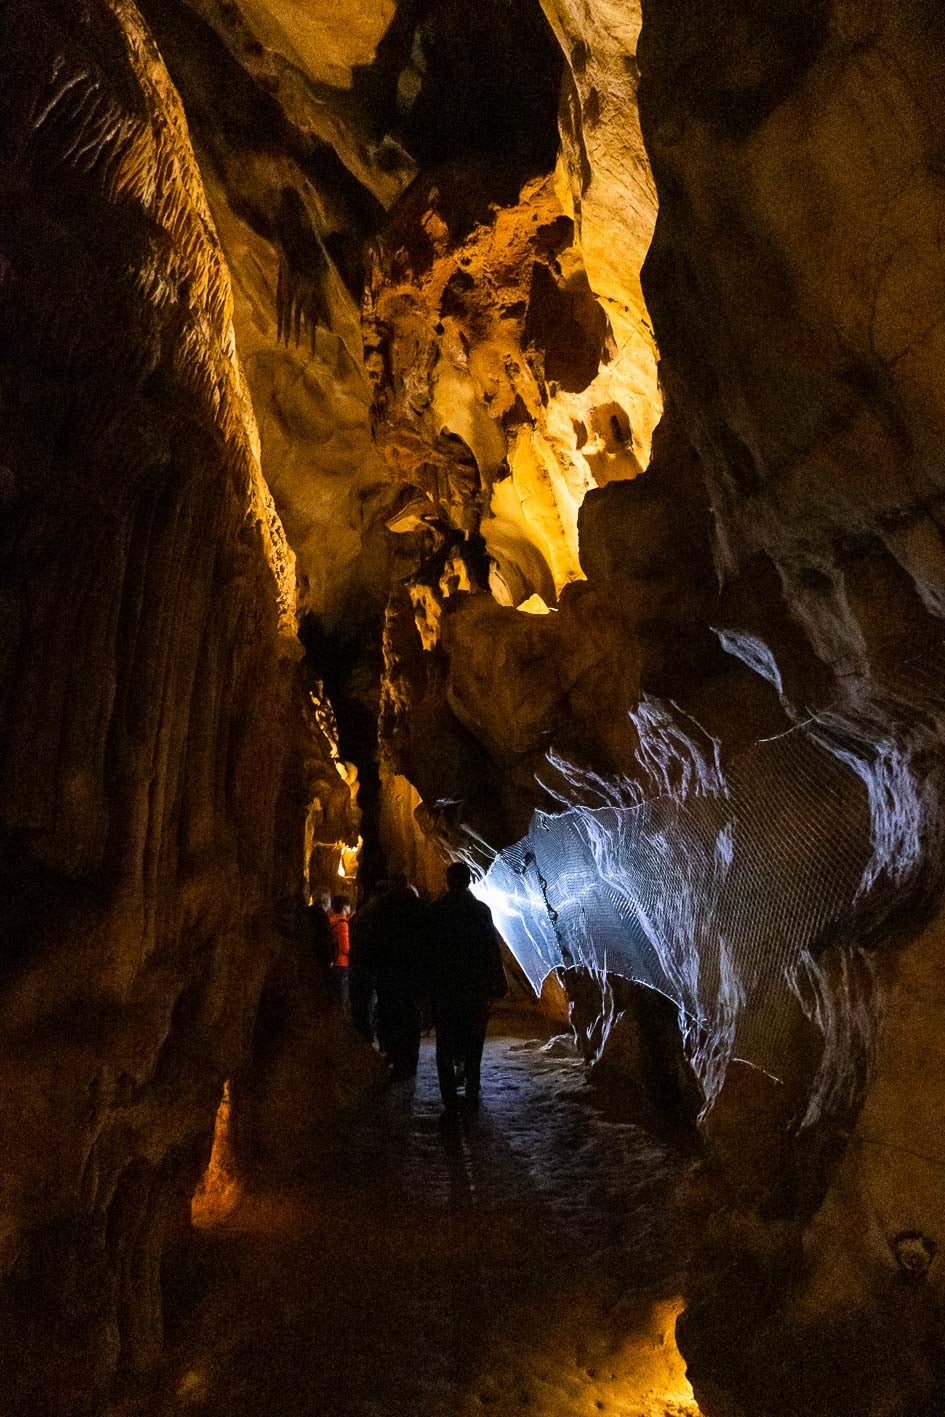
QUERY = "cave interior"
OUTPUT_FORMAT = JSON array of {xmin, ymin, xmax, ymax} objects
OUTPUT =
[{"xmin": 2, "ymin": 0, "xmax": 945, "ymax": 1414}]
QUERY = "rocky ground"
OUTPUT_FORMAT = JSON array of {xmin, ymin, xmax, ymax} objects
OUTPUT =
[{"xmin": 131, "ymin": 1022, "xmax": 700, "ymax": 1417}]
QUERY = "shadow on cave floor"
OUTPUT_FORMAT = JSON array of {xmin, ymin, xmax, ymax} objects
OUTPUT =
[{"xmin": 144, "ymin": 1029, "xmax": 699, "ymax": 1417}]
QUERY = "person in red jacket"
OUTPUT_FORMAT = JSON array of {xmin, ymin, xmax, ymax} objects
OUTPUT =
[{"xmin": 328, "ymin": 894, "xmax": 352, "ymax": 1013}]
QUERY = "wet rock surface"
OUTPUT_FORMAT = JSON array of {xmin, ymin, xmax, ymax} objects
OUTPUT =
[{"xmin": 140, "ymin": 1030, "xmax": 698, "ymax": 1417}]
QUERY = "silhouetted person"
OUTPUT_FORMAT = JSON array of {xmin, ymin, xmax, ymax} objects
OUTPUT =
[
  {"xmin": 429, "ymin": 862, "xmax": 507, "ymax": 1111},
  {"xmin": 369, "ymin": 874, "xmax": 430, "ymax": 1079},
  {"xmin": 328, "ymin": 894, "xmax": 352, "ymax": 1013},
  {"xmin": 306, "ymin": 892, "xmax": 335, "ymax": 972},
  {"xmin": 348, "ymin": 881, "xmax": 388, "ymax": 1045}
]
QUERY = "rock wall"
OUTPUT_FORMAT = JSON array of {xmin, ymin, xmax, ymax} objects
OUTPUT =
[
  {"xmin": 126, "ymin": 0, "xmax": 581, "ymax": 885},
  {"xmin": 0, "ymin": 3, "xmax": 343, "ymax": 1409},
  {"xmin": 633, "ymin": 2, "xmax": 945, "ymax": 1411},
  {"xmin": 131, "ymin": 0, "xmax": 410, "ymax": 627},
  {"xmin": 539, "ymin": 0, "xmax": 659, "ymax": 463}
]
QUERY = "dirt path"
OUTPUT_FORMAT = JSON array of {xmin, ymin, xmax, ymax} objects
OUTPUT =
[{"xmin": 153, "ymin": 1030, "xmax": 700, "ymax": 1417}]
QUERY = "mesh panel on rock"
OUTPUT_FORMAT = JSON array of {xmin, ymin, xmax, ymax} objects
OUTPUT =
[{"xmin": 475, "ymin": 642, "xmax": 945, "ymax": 1112}]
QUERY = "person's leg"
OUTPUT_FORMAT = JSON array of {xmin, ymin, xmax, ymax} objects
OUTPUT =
[
  {"xmin": 463, "ymin": 1003, "xmax": 490, "ymax": 1103},
  {"xmin": 375, "ymin": 985, "xmax": 393, "ymax": 1059},
  {"xmin": 350, "ymin": 969, "xmax": 374, "ymax": 1042},
  {"xmin": 403, "ymin": 997, "xmax": 422, "ymax": 1075},
  {"xmin": 434, "ymin": 1005, "xmax": 459, "ymax": 1107},
  {"xmin": 388, "ymin": 992, "xmax": 415, "ymax": 1079},
  {"xmin": 331, "ymin": 966, "xmax": 351, "ymax": 1014}
]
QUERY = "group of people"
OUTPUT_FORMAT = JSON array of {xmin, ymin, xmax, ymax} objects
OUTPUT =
[{"xmin": 307, "ymin": 863, "xmax": 508, "ymax": 1112}]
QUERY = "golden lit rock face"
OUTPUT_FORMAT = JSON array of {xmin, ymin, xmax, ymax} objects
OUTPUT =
[
  {"xmin": 205, "ymin": 172, "xmax": 392, "ymax": 621},
  {"xmin": 191, "ymin": 1081, "xmax": 241, "ymax": 1226},
  {"xmin": 376, "ymin": 763, "xmax": 451, "ymax": 896},
  {"xmin": 202, "ymin": 0, "xmax": 396, "ymax": 90},
  {"xmin": 132, "ymin": 0, "xmax": 416, "ymax": 627},
  {"xmin": 137, "ymin": 0, "xmax": 662, "ymax": 636},
  {"xmin": 127, "ymin": 0, "xmax": 672, "ymax": 879},
  {"xmin": 365, "ymin": 162, "xmax": 655, "ymax": 609},
  {"xmin": 541, "ymin": 0, "xmax": 660, "ymax": 463},
  {"xmin": 145, "ymin": 0, "xmax": 416, "ymax": 205}
]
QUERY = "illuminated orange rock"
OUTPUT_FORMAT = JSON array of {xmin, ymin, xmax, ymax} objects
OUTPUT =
[{"xmin": 364, "ymin": 159, "xmax": 656, "ymax": 610}]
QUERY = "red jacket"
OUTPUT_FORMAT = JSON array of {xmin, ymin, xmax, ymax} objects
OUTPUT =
[{"xmin": 329, "ymin": 913, "xmax": 350, "ymax": 968}]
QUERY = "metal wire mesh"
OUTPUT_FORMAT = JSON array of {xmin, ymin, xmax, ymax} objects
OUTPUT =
[{"xmin": 475, "ymin": 641, "xmax": 945, "ymax": 1112}]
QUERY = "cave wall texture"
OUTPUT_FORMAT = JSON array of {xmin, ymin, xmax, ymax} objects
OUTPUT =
[
  {"xmin": 636, "ymin": 3, "xmax": 945, "ymax": 1411},
  {"xmin": 4, "ymin": 0, "xmax": 945, "ymax": 1413},
  {"xmin": 0, "ymin": 2, "xmax": 358, "ymax": 1409}
]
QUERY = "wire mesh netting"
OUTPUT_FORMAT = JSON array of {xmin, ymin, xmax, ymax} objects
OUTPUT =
[{"xmin": 474, "ymin": 642, "xmax": 945, "ymax": 1113}]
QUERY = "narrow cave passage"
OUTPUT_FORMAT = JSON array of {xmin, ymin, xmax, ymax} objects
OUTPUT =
[
  {"xmin": 8, "ymin": 3, "xmax": 945, "ymax": 1415},
  {"xmin": 150, "ymin": 1023, "xmax": 697, "ymax": 1417}
]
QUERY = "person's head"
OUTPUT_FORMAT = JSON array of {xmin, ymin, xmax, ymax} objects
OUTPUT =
[
  {"xmin": 330, "ymin": 894, "xmax": 351, "ymax": 916},
  {"xmin": 389, "ymin": 872, "xmax": 409, "ymax": 893},
  {"xmin": 445, "ymin": 861, "xmax": 472, "ymax": 892}
]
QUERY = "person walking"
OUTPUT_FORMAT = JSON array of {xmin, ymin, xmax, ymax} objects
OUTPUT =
[
  {"xmin": 370, "ymin": 875, "xmax": 430, "ymax": 1080},
  {"xmin": 328, "ymin": 894, "xmax": 352, "ymax": 1013},
  {"xmin": 306, "ymin": 892, "xmax": 335, "ymax": 973},
  {"xmin": 428, "ymin": 862, "xmax": 507, "ymax": 1112}
]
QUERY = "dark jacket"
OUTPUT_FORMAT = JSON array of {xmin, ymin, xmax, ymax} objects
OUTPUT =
[
  {"xmin": 348, "ymin": 896, "xmax": 380, "ymax": 975},
  {"xmin": 428, "ymin": 888, "xmax": 507, "ymax": 1006},
  {"xmin": 306, "ymin": 902, "xmax": 335, "ymax": 971},
  {"xmin": 367, "ymin": 886, "xmax": 431, "ymax": 997}
]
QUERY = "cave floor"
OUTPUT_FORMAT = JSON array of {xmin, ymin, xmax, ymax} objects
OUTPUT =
[{"xmin": 145, "ymin": 1025, "xmax": 699, "ymax": 1417}]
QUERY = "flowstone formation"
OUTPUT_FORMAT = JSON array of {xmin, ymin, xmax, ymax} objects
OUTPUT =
[
  {"xmin": 131, "ymin": 0, "xmax": 616, "ymax": 879},
  {"xmin": 0, "ymin": 3, "xmax": 358, "ymax": 1411}
]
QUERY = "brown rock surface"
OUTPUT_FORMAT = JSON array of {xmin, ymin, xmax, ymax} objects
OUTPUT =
[
  {"xmin": 364, "ymin": 161, "xmax": 650, "ymax": 608},
  {"xmin": 632, "ymin": 2, "xmax": 945, "ymax": 1410},
  {"xmin": 131, "ymin": 0, "xmax": 410, "ymax": 627},
  {"xmin": 0, "ymin": 3, "xmax": 351, "ymax": 1409},
  {"xmin": 540, "ymin": 0, "xmax": 660, "ymax": 461}
]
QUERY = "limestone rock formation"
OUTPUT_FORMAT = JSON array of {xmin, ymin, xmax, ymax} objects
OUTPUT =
[
  {"xmin": 633, "ymin": 2, "xmax": 945, "ymax": 1410},
  {"xmin": 132, "ymin": 0, "xmax": 411, "ymax": 627},
  {"xmin": 6, "ymin": 1, "xmax": 945, "ymax": 1414},
  {"xmin": 540, "ymin": 0, "xmax": 660, "ymax": 461},
  {"xmin": 364, "ymin": 159, "xmax": 653, "ymax": 606},
  {"xmin": 0, "ymin": 4, "xmax": 351, "ymax": 1409}
]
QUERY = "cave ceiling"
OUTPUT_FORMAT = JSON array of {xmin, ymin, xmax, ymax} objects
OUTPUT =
[{"xmin": 133, "ymin": 0, "xmax": 661, "ymax": 632}]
